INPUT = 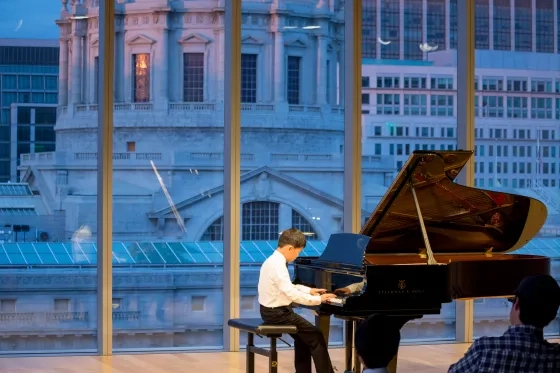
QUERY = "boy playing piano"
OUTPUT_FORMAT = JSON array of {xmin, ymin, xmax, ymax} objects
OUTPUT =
[{"xmin": 258, "ymin": 228, "xmax": 337, "ymax": 373}]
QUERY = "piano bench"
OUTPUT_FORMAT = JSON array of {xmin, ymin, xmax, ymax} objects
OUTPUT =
[{"xmin": 228, "ymin": 318, "xmax": 298, "ymax": 373}]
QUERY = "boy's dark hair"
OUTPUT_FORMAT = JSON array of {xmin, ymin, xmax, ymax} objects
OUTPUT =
[
  {"xmin": 355, "ymin": 314, "xmax": 400, "ymax": 369},
  {"xmin": 277, "ymin": 228, "xmax": 307, "ymax": 249}
]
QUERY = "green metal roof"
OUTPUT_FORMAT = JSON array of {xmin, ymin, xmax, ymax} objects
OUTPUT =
[{"xmin": 0, "ymin": 239, "xmax": 559, "ymax": 266}]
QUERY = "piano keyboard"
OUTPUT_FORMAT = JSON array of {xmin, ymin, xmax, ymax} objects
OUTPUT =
[{"xmin": 326, "ymin": 297, "xmax": 345, "ymax": 306}]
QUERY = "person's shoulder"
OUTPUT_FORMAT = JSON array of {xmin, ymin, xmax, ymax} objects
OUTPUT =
[
  {"xmin": 260, "ymin": 252, "xmax": 277, "ymax": 267},
  {"xmin": 469, "ymin": 335, "xmax": 509, "ymax": 351}
]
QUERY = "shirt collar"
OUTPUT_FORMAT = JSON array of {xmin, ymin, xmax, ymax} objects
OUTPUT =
[
  {"xmin": 504, "ymin": 324, "xmax": 544, "ymax": 339},
  {"xmin": 273, "ymin": 250, "xmax": 287, "ymax": 264}
]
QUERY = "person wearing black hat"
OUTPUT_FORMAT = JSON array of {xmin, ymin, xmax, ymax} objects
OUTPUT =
[
  {"xmin": 354, "ymin": 314, "xmax": 401, "ymax": 373},
  {"xmin": 448, "ymin": 274, "xmax": 560, "ymax": 373}
]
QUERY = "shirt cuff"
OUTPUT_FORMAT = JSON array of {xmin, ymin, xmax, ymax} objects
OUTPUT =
[{"xmin": 295, "ymin": 284, "xmax": 311, "ymax": 294}]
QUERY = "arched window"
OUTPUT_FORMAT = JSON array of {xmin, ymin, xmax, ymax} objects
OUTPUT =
[
  {"xmin": 200, "ymin": 202, "xmax": 318, "ymax": 240},
  {"xmin": 242, "ymin": 201, "xmax": 279, "ymax": 240},
  {"xmin": 291, "ymin": 209, "xmax": 318, "ymax": 239},
  {"xmin": 200, "ymin": 217, "xmax": 224, "ymax": 241}
]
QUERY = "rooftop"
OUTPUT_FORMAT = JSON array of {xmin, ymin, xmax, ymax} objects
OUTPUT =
[
  {"xmin": 0, "ymin": 38, "xmax": 59, "ymax": 48},
  {"xmin": 0, "ymin": 238, "xmax": 559, "ymax": 267},
  {"xmin": 363, "ymin": 50, "xmax": 560, "ymax": 72}
]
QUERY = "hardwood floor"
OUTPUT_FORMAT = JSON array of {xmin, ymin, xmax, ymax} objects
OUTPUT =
[
  {"xmin": 0, "ymin": 343, "xmax": 478, "ymax": 373},
  {"xmin": 0, "ymin": 340, "xmax": 558, "ymax": 373}
]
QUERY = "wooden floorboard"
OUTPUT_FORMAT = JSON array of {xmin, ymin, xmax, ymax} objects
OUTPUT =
[{"xmin": 0, "ymin": 340, "xmax": 558, "ymax": 373}]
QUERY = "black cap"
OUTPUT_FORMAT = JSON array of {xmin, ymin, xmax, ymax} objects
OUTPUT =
[{"xmin": 509, "ymin": 274, "xmax": 560, "ymax": 315}]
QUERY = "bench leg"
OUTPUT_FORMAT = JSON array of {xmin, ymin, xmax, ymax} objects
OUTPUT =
[
  {"xmin": 269, "ymin": 337, "xmax": 278, "ymax": 373},
  {"xmin": 246, "ymin": 333, "xmax": 255, "ymax": 373}
]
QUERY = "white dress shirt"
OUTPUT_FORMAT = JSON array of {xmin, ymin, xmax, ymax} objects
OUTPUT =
[{"xmin": 258, "ymin": 250, "xmax": 322, "ymax": 307}]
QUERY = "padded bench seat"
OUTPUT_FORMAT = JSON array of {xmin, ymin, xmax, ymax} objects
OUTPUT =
[{"xmin": 228, "ymin": 318, "xmax": 298, "ymax": 373}]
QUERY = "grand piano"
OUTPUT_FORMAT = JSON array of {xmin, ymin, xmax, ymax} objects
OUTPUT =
[{"xmin": 292, "ymin": 150, "xmax": 551, "ymax": 373}]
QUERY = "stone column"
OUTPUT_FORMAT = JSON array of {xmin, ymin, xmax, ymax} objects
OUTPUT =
[
  {"xmin": 213, "ymin": 28, "xmax": 222, "ymax": 102},
  {"xmin": 71, "ymin": 29, "xmax": 83, "ymax": 105},
  {"xmin": 316, "ymin": 35, "xmax": 328, "ymax": 105},
  {"xmin": 114, "ymin": 30, "xmax": 121, "ymax": 102},
  {"xmin": 338, "ymin": 41, "xmax": 345, "ymax": 106},
  {"xmin": 154, "ymin": 27, "xmax": 169, "ymax": 109},
  {"xmin": 278, "ymin": 204, "xmax": 292, "ymax": 232},
  {"xmin": 58, "ymin": 39, "xmax": 69, "ymax": 106},
  {"xmin": 274, "ymin": 31, "xmax": 285, "ymax": 102},
  {"xmin": 218, "ymin": 28, "xmax": 225, "ymax": 102}
]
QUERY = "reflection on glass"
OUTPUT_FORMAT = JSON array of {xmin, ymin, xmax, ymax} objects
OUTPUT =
[
  {"xmin": 133, "ymin": 54, "xmax": 150, "ymax": 103},
  {"xmin": 0, "ymin": 1, "xmax": 98, "ymax": 353},
  {"xmin": 471, "ymin": 0, "xmax": 560, "ymax": 338},
  {"xmin": 363, "ymin": 0, "xmax": 465, "ymax": 342},
  {"xmin": 237, "ymin": 0, "xmax": 345, "ymax": 347},
  {"xmin": 108, "ymin": 1, "xmax": 226, "ymax": 350}
]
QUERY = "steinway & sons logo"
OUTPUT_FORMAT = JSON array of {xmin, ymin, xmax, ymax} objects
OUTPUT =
[{"xmin": 377, "ymin": 279, "xmax": 425, "ymax": 295}]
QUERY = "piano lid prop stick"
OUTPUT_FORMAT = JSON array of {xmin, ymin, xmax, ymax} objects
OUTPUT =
[{"xmin": 409, "ymin": 181, "xmax": 438, "ymax": 265}]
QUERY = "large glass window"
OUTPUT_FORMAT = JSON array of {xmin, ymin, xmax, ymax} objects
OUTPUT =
[
  {"xmin": 380, "ymin": 0, "xmax": 400, "ymax": 59},
  {"xmin": 514, "ymin": 0, "xmax": 532, "ymax": 51},
  {"xmin": 535, "ymin": 0, "xmax": 554, "ymax": 53},
  {"xmin": 474, "ymin": 2, "xmax": 560, "ymax": 338},
  {"xmin": 426, "ymin": 0, "xmax": 446, "ymax": 50},
  {"xmin": 241, "ymin": 53, "xmax": 257, "ymax": 103},
  {"xmin": 112, "ymin": 8, "xmax": 224, "ymax": 351},
  {"xmin": 493, "ymin": 0, "xmax": 512, "ymax": 50},
  {"xmin": 362, "ymin": 0, "xmax": 458, "ymax": 342},
  {"xmin": 238, "ymin": 0, "xmax": 345, "ymax": 348},
  {"xmin": 403, "ymin": 0, "xmax": 423, "ymax": 60},
  {"xmin": 287, "ymin": 56, "xmax": 301, "ymax": 105},
  {"xmin": 362, "ymin": 0, "xmax": 377, "ymax": 59},
  {"xmin": 132, "ymin": 53, "xmax": 150, "ymax": 102},
  {"xmin": 5, "ymin": 0, "xmax": 560, "ymax": 361},
  {"xmin": 0, "ymin": 18, "xmax": 97, "ymax": 354},
  {"xmin": 183, "ymin": 52, "xmax": 204, "ymax": 102},
  {"xmin": 475, "ymin": 0, "xmax": 490, "ymax": 49}
]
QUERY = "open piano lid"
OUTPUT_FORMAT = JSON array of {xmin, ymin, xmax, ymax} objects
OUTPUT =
[{"xmin": 361, "ymin": 150, "xmax": 548, "ymax": 255}]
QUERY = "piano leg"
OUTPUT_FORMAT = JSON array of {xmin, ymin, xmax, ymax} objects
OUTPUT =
[
  {"xmin": 342, "ymin": 315, "xmax": 421, "ymax": 373},
  {"xmin": 344, "ymin": 320, "xmax": 354, "ymax": 372},
  {"xmin": 343, "ymin": 319, "xmax": 362, "ymax": 373},
  {"xmin": 314, "ymin": 313, "xmax": 331, "ymax": 344}
]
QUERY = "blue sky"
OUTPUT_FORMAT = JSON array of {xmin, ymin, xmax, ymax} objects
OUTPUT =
[{"xmin": 0, "ymin": 0, "xmax": 60, "ymax": 39}]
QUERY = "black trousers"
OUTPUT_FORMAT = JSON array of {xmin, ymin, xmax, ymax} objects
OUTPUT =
[{"xmin": 260, "ymin": 305, "xmax": 334, "ymax": 373}]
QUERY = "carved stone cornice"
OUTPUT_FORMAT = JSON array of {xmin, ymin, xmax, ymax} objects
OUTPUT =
[{"xmin": 0, "ymin": 269, "xmax": 260, "ymax": 291}]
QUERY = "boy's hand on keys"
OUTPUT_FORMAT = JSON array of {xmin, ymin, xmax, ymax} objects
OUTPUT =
[
  {"xmin": 320, "ymin": 293, "xmax": 337, "ymax": 302},
  {"xmin": 310, "ymin": 288, "xmax": 327, "ymax": 295}
]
